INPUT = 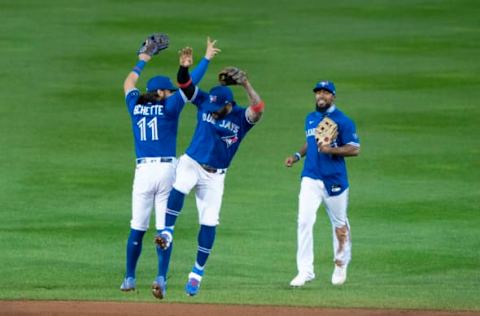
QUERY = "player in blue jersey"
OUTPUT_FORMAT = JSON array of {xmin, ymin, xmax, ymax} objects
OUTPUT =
[
  {"xmin": 151, "ymin": 50, "xmax": 265, "ymax": 299},
  {"xmin": 284, "ymin": 81, "xmax": 360, "ymax": 287},
  {"xmin": 119, "ymin": 38, "xmax": 220, "ymax": 293}
]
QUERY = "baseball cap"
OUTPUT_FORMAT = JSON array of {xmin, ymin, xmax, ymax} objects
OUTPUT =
[
  {"xmin": 202, "ymin": 85, "xmax": 234, "ymax": 112},
  {"xmin": 146, "ymin": 75, "xmax": 177, "ymax": 92},
  {"xmin": 313, "ymin": 80, "xmax": 336, "ymax": 95}
]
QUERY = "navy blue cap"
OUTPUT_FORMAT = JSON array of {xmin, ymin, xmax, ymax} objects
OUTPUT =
[
  {"xmin": 313, "ymin": 80, "xmax": 336, "ymax": 95},
  {"xmin": 202, "ymin": 85, "xmax": 234, "ymax": 112},
  {"xmin": 146, "ymin": 76, "xmax": 177, "ymax": 92}
]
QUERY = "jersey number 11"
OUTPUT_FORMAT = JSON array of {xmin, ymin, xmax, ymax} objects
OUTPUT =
[{"xmin": 137, "ymin": 117, "xmax": 158, "ymax": 141}]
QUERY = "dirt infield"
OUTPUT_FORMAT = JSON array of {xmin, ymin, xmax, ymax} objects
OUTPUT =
[{"xmin": 1, "ymin": 301, "xmax": 479, "ymax": 316}]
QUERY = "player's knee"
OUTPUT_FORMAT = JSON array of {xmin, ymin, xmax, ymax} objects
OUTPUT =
[
  {"xmin": 297, "ymin": 212, "xmax": 315, "ymax": 228},
  {"xmin": 330, "ymin": 214, "xmax": 348, "ymax": 228},
  {"xmin": 200, "ymin": 221, "xmax": 219, "ymax": 227},
  {"xmin": 172, "ymin": 184, "xmax": 189, "ymax": 195},
  {"xmin": 297, "ymin": 217, "xmax": 313, "ymax": 230},
  {"xmin": 172, "ymin": 180, "xmax": 193, "ymax": 196},
  {"xmin": 199, "ymin": 218, "xmax": 219, "ymax": 227},
  {"xmin": 130, "ymin": 222, "xmax": 149, "ymax": 231}
]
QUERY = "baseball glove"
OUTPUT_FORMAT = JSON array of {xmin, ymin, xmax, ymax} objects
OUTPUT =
[
  {"xmin": 315, "ymin": 117, "xmax": 338, "ymax": 146},
  {"xmin": 138, "ymin": 33, "xmax": 169, "ymax": 56},
  {"xmin": 218, "ymin": 66, "xmax": 247, "ymax": 85}
]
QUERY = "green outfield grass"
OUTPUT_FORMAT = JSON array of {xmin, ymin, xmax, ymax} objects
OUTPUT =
[{"xmin": 1, "ymin": 0, "xmax": 479, "ymax": 310}]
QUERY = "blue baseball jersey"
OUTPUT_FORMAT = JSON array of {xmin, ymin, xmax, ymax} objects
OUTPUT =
[
  {"xmin": 125, "ymin": 89, "xmax": 188, "ymax": 158},
  {"xmin": 124, "ymin": 58, "xmax": 210, "ymax": 159},
  {"xmin": 301, "ymin": 105, "xmax": 360, "ymax": 196},
  {"xmin": 185, "ymin": 90, "xmax": 256, "ymax": 169}
]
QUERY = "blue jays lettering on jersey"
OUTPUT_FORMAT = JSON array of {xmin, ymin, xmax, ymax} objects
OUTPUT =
[
  {"xmin": 185, "ymin": 90, "xmax": 255, "ymax": 169},
  {"xmin": 302, "ymin": 105, "xmax": 360, "ymax": 196},
  {"xmin": 125, "ymin": 89, "xmax": 188, "ymax": 158}
]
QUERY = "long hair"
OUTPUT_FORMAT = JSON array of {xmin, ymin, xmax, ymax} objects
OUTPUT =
[{"xmin": 137, "ymin": 92, "xmax": 160, "ymax": 104}]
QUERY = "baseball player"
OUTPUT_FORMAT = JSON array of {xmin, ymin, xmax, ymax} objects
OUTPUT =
[
  {"xmin": 120, "ymin": 36, "xmax": 220, "ymax": 292},
  {"xmin": 151, "ymin": 50, "xmax": 265, "ymax": 299},
  {"xmin": 284, "ymin": 81, "xmax": 360, "ymax": 287}
]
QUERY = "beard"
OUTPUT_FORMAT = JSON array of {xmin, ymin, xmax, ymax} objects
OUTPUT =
[
  {"xmin": 315, "ymin": 98, "xmax": 332, "ymax": 112},
  {"xmin": 213, "ymin": 104, "xmax": 232, "ymax": 119}
]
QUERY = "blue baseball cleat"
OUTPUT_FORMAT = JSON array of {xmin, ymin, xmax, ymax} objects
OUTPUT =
[
  {"xmin": 152, "ymin": 276, "xmax": 167, "ymax": 299},
  {"xmin": 185, "ymin": 275, "xmax": 201, "ymax": 296},
  {"xmin": 120, "ymin": 277, "xmax": 136, "ymax": 291},
  {"xmin": 154, "ymin": 230, "xmax": 172, "ymax": 250}
]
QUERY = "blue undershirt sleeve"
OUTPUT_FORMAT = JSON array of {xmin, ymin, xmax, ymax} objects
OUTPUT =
[{"xmin": 190, "ymin": 58, "xmax": 210, "ymax": 85}]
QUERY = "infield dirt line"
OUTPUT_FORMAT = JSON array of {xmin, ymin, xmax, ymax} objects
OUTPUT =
[{"xmin": 1, "ymin": 301, "xmax": 479, "ymax": 316}]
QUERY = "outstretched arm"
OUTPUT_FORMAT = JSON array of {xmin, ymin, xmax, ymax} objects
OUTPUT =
[
  {"xmin": 191, "ymin": 37, "xmax": 221, "ymax": 85},
  {"xmin": 124, "ymin": 33, "xmax": 169, "ymax": 94},
  {"xmin": 124, "ymin": 53, "xmax": 151, "ymax": 94},
  {"xmin": 244, "ymin": 79, "xmax": 265, "ymax": 123},
  {"xmin": 285, "ymin": 143, "xmax": 307, "ymax": 167}
]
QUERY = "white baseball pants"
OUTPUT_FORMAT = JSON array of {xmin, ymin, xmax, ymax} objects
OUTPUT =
[
  {"xmin": 172, "ymin": 154, "xmax": 225, "ymax": 226},
  {"xmin": 296, "ymin": 176, "xmax": 351, "ymax": 277},
  {"xmin": 130, "ymin": 158, "xmax": 177, "ymax": 231}
]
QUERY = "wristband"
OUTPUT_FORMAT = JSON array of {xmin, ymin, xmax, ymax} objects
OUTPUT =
[
  {"xmin": 294, "ymin": 152, "xmax": 302, "ymax": 161},
  {"xmin": 250, "ymin": 101, "xmax": 265, "ymax": 113},
  {"xmin": 132, "ymin": 60, "xmax": 147, "ymax": 75},
  {"xmin": 178, "ymin": 78, "xmax": 192, "ymax": 89}
]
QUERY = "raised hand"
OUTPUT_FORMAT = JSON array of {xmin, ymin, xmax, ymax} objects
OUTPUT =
[
  {"xmin": 205, "ymin": 37, "xmax": 221, "ymax": 60},
  {"xmin": 179, "ymin": 47, "xmax": 193, "ymax": 67}
]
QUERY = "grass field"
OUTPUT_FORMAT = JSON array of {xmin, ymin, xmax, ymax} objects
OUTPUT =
[{"xmin": 1, "ymin": 0, "xmax": 479, "ymax": 311}]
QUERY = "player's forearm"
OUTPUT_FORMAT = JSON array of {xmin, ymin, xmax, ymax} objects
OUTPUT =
[
  {"xmin": 123, "ymin": 72, "xmax": 139, "ymax": 92},
  {"xmin": 294, "ymin": 143, "xmax": 307, "ymax": 161},
  {"xmin": 298, "ymin": 143, "xmax": 307, "ymax": 157},
  {"xmin": 244, "ymin": 80, "xmax": 264, "ymax": 123},
  {"xmin": 322, "ymin": 144, "xmax": 360, "ymax": 157},
  {"xmin": 285, "ymin": 143, "xmax": 307, "ymax": 167},
  {"xmin": 177, "ymin": 65, "xmax": 195, "ymax": 99},
  {"xmin": 124, "ymin": 59, "xmax": 147, "ymax": 92},
  {"xmin": 243, "ymin": 80, "xmax": 261, "ymax": 106}
]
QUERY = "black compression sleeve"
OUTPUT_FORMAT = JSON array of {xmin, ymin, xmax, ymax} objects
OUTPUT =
[{"xmin": 177, "ymin": 66, "xmax": 195, "ymax": 99}]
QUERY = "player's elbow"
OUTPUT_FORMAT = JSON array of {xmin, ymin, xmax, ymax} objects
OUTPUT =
[
  {"xmin": 351, "ymin": 147, "xmax": 360, "ymax": 156},
  {"xmin": 346, "ymin": 145, "xmax": 360, "ymax": 157}
]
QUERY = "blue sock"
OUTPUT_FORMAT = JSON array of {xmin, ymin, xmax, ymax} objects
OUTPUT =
[
  {"xmin": 125, "ymin": 228, "xmax": 146, "ymax": 278},
  {"xmin": 165, "ymin": 188, "xmax": 185, "ymax": 227},
  {"xmin": 156, "ymin": 231, "xmax": 173, "ymax": 278},
  {"xmin": 193, "ymin": 225, "xmax": 216, "ymax": 275},
  {"xmin": 154, "ymin": 188, "xmax": 185, "ymax": 278}
]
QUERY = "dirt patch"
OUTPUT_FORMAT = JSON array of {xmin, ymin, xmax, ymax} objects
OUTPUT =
[{"xmin": 1, "ymin": 301, "xmax": 479, "ymax": 316}]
